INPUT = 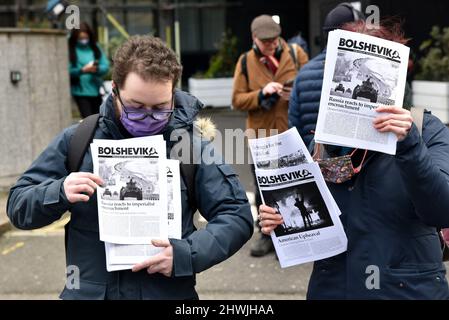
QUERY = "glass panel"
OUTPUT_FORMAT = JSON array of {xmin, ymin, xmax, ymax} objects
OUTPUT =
[
  {"xmin": 126, "ymin": 11, "xmax": 154, "ymax": 35},
  {"xmin": 201, "ymin": 7, "xmax": 225, "ymax": 51},
  {"xmin": 179, "ymin": 7, "xmax": 200, "ymax": 52}
]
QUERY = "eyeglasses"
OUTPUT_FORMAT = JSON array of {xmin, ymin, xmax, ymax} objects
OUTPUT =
[{"xmin": 116, "ymin": 89, "xmax": 174, "ymax": 121}]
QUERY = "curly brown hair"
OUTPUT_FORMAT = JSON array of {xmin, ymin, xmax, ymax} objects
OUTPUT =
[{"xmin": 112, "ymin": 35, "xmax": 182, "ymax": 89}]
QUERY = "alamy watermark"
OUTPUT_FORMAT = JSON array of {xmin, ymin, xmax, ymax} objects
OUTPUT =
[
  {"xmin": 365, "ymin": 265, "xmax": 380, "ymax": 290},
  {"xmin": 64, "ymin": 5, "xmax": 80, "ymax": 30},
  {"xmin": 365, "ymin": 5, "xmax": 380, "ymax": 30},
  {"xmin": 168, "ymin": 127, "xmax": 281, "ymax": 165},
  {"xmin": 65, "ymin": 265, "xmax": 80, "ymax": 290}
]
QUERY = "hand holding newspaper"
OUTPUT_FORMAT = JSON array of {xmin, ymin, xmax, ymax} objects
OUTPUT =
[
  {"xmin": 91, "ymin": 136, "xmax": 182, "ymax": 271},
  {"xmin": 314, "ymin": 29, "xmax": 410, "ymax": 155},
  {"xmin": 249, "ymin": 128, "xmax": 347, "ymax": 268}
]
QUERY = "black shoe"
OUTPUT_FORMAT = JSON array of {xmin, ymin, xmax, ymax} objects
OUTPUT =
[{"xmin": 250, "ymin": 235, "xmax": 274, "ymax": 257}]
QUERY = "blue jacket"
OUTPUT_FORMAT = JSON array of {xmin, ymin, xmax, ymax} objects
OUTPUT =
[
  {"xmin": 308, "ymin": 112, "xmax": 449, "ymax": 299},
  {"xmin": 69, "ymin": 43, "xmax": 110, "ymax": 97},
  {"xmin": 7, "ymin": 91, "xmax": 253, "ymax": 300},
  {"xmin": 288, "ymin": 50, "xmax": 326, "ymax": 147}
]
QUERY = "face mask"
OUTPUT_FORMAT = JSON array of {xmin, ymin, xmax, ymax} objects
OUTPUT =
[
  {"xmin": 313, "ymin": 144, "xmax": 367, "ymax": 184},
  {"xmin": 119, "ymin": 108, "xmax": 170, "ymax": 137},
  {"xmin": 78, "ymin": 39, "xmax": 89, "ymax": 46}
]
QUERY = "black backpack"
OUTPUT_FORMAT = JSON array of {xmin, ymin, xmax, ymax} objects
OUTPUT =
[{"xmin": 67, "ymin": 114, "xmax": 198, "ymax": 212}]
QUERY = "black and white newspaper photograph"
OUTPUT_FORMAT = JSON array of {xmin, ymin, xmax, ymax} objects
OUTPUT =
[
  {"xmin": 104, "ymin": 159, "xmax": 182, "ymax": 271},
  {"xmin": 262, "ymin": 182, "xmax": 333, "ymax": 237},
  {"xmin": 249, "ymin": 128, "xmax": 347, "ymax": 268},
  {"xmin": 249, "ymin": 128, "xmax": 313, "ymax": 170},
  {"xmin": 257, "ymin": 164, "xmax": 347, "ymax": 268},
  {"xmin": 91, "ymin": 136, "xmax": 168, "ymax": 245},
  {"xmin": 315, "ymin": 29, "xmax": 410, "ymax": 154}
]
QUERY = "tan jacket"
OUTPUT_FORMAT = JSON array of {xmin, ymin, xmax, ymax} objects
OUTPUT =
[{"xmin": 232, "ymin": 39, "xmax": 308, "ymax": 136}]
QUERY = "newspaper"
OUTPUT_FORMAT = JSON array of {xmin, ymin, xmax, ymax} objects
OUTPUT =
[
  {"xmin": 256, "ymin": 163, "xmax": 347, "ymax": 268},
  {"xmin": 91, "ymin": 136, "xmax": 168, "ymax": 244},
  {"xmin": 105, "ymin": 160, "xmax": 182, "ymax": 271},
  {"xmin": 249, "ymin": 128, "xmax": 347, "ymax": 267},
  {"xmin": 314, "ymin": 29, "xmax": 410, "ymax": 155},
  {"xmin": 249, "ymin": 128, "xmax": 341, "ymax": 216},
  {"xmin": 249, "ymin": 127, "xmax": 313, "ymax": 170}
]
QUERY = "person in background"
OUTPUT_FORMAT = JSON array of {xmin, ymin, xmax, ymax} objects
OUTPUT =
[
  {"xmin": 232, "ymin": 14, "xmax": 308, "ymax": 257},
  {"xmin": 289, "ymin": 3, "xmax": 365, "ymax": 147},
  {"xmin": 288, "ymin": 31, "xmax": 310, "ymax": 57},
  {"xmin": 69, "ymin": 22, "xmax": 110, "ymax": 118}
]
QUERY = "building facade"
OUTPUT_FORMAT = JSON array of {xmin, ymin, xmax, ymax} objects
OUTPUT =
[{"xmin": 1, "ymin": 0, "xmax": 448, "ymax": 81}]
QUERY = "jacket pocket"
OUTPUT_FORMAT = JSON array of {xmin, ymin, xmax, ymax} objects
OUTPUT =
[
  {"xmin": 381, "ymin": 264, "xmax": 449, "ymax": 299},
  {"xmin": 217, "ymin": 164, "xmax": 247, "ymax": 201},
  {"xmin": 59, "ymin": 279, "xmax": 107, "ymax": 300}
]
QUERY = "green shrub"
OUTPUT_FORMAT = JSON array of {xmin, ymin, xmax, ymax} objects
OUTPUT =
[
  {"xmin": 101, "ymin": 35, "xmax": 127, "ymax": 80},
  {"xmin": 415, "ymin": 26, "xmax": 449, "ymax": 81},
  {"xmin": 195, "ymin": 30, "xmax": 239, "ymax": 79}
]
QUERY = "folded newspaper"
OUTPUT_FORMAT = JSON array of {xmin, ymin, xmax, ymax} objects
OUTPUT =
[
  {"xmin": 249, "ymin": 128, "xmax": 347, "ymax": 268},
  {"xmin": 91, "ymin": 136, "xmax": 182, "ymax": 271},
  {"xmin": 104, "ymin": 160, "xmax": 182, "ymax": 272},
  {"xmin": 314, "ymin": 29, "xmax": 410, "ymax": 155}
]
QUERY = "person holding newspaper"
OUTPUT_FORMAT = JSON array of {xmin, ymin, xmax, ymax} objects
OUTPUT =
[
  {"xmin": 7, "ymin": 36, "xmax": 253, "ymax": 300},
  {"xmin": 259, "ymin": 20, "xmax": 449, "ymax": 299},
  {"xmin": 232, "ymin": 14, "xmax": 308, "ymax": 257}
]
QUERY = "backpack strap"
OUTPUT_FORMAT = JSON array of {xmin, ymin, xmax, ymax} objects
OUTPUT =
[
  {"xmin": 288, "ymin": 43, "xmax": 298, "ymax": 69},
  {"xmin": 67, "ymin": 114, "xmax": 100, "ymax": 173},
  {"xmin": 241, "ymin": 53, "xmax": 249, "ymax": 85}
]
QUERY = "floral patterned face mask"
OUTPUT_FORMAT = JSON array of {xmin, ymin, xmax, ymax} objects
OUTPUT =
[{"xmin": 313, "ymin": 144, "xmax": 368, "ymax": 184}]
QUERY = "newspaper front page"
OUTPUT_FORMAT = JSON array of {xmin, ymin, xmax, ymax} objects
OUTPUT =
[
  {"xmin": 249, "ymin": 128, "xmax": 341, "ymax": 216},
  {"xmin": 105, "ymin": 160, "xmax": 182, "ymax": 271},
  {"xmin": 91, "ymin": 136, "xmax": 168, "ymax": 245},
  {"xmin": 248, "ymin": 128, "xmax": 347, "ymax": 267},
  {"xmin": 257, "ymin": 163, "xmax": 347, "ymax": 268},
  {"xmin": 315, "ymin": 29, "xmax": 410, "ymax": 155}
]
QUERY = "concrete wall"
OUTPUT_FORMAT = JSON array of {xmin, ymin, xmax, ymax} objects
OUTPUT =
[{"xmin": 0, "ymin": 29, "xmax": 72, "ymax": 180}]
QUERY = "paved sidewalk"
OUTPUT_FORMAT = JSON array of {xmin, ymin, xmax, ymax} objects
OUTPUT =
[
  {"xmin": 0, "ymin": 175, "xmax": 20, "ymax": 236},
  {"xmin": 0, "ymin": 193, "xmax": 11, "ymax": 236}
]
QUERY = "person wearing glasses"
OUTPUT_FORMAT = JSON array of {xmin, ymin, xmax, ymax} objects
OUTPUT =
[
  {"xmin": 232, "ymin": 14, "xmax": 308, "ymax": 258},
  {"xmin": 7, "ymin": 36, "xmax": 253, "ymax": 300}
]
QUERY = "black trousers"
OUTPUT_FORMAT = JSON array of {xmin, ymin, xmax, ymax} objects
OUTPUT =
[{"xmin": 73, "ymin": 95, "xmax": 103, "ymax": 118}]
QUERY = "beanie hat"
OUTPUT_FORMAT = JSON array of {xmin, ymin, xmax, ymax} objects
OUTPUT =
[{"xmin": 322, "ymin": 3, "xmax": 365, "ymax": 32}]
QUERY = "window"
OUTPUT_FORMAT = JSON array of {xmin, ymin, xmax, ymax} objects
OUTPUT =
[{"xmin": 178, "ymin": 0, "xmax": 225, "ymax": 53}]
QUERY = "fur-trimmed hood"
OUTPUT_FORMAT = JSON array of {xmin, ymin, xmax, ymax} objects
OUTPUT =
[{"xmin": 193, "ymin": 117, "xmax": 216, "ymax": 141}]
